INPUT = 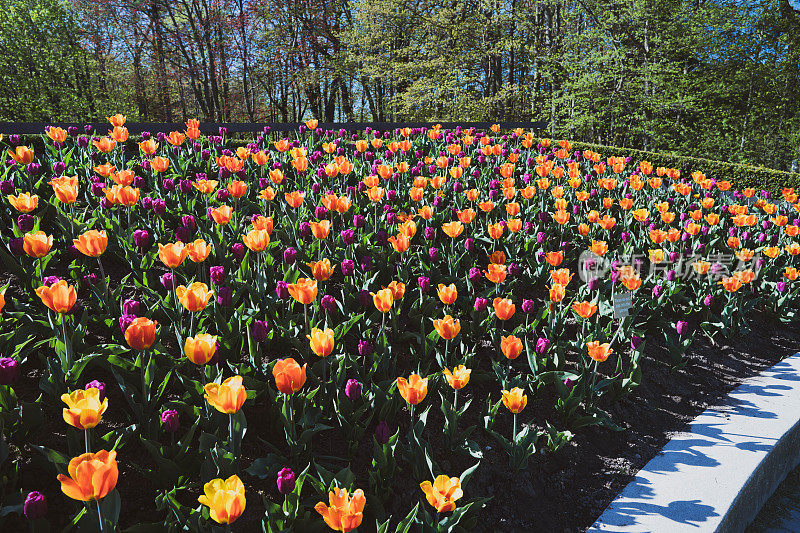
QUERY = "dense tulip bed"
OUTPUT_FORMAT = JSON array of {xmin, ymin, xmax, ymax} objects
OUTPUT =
[{"xmin": 0, "ymin": 117, "xmax": 799, "ymax": 531}]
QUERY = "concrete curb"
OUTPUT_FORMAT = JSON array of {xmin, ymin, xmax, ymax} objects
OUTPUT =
[{"xmin": 589, "ymin": 352, "xmax": 800, "ymax": 533}]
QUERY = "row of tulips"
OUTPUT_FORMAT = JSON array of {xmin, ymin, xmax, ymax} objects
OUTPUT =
[{"xmin": 0, "ymin": 116, "xmax": 799, "ymax": 531}]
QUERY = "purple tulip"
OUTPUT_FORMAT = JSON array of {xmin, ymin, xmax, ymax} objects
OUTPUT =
[
  {"xmin": 341, "ymin": 229, "xmax": 355, "ymax": 245},
  {"xmin": 522, "ymin": 299, "xmax": 535, "ymax": 314},
  {"xmin": 474, "ymin": 297, "xmax": 488, "ymax": 312},
  {"xmin": 321, "ymin": 295, "xmax": 336, "ymax": 313},
  {"xmin": 360, "ymin": 256, "xmax": 373, "ymax": 272},
  {"xmin": 275, "ymin": 281, "xmax": 289, "ymax": 299},
  {"xmin": 252, "ymin": 320, "xmax": 270, "ymax": 342},
  {"xmin": 358, "ymin": 339, "xmax": 373, "ymax": 357},
  {"xmin": 119, "ymin": 314, "xmax": 136, "ymax": 333},
  {"xmin": 676, "ymin": 321, "xmax": 688, "ymax": 336},
  {"xmin": 17, "ymin": 214, "xmax": 34, "ymax": 233},
  {"xmin": 161, "ymin": 409, "xmax": 180, "ymax": 433},
  {"xmin": 283, "ymin": 247, "xmax": 298, "ymax": 265},
  {"xmin": 375, "ymin": 421, "xmax": 391, "ymax": 444},
  {"xmin": 428, "ymin": 247, "xmax": 440, "ymax": 262},
  {"xmin": 508, "ymin": 263, "xmax": 520, "ymax": 277},
  {"xmin": 43, "ymin": 276, "xmax": 61, "ymax": 287},
  {"xmin": 358, "ymin": 289, "xmax": 372, "ymax": 308},
  {"xmin": 777, "ymin": 281, "xmax": 787, "ymax": 292},
  {"xmin": 341, "ymin": 259, "xmax": 355, "ymax": 277},
  {"xmin": 464, "ymin": 238, "xmax": 475, "ymax": 253},
  {"xmin": 630, "ymin": 336, "xmax": 644, "ymax": 350},
  {"xmin": 468, "ymin": 267, "xmax": 482, "ymax": 282},
  {"xmin": 23, "ymin": 491, "xmax": 47, "ymax": 520},
  {"xmin": 231, "ymin": 243, "xmax": 246, "ymax": 261},
  {"xmin": 0, "ymin": 358, "xmax": 20, "ymax": 385},
  {"xmin": 345, "ymin": 379, "xmax": 362, "ymax": 400},
  {"xmin": 210, "ymin": 266, "xmax": 226, "ymax": 285},
  {"xmin": 276, "ymin": 467, "xmax": 296, "ymax": 495},
  {"xmin": 653, "ymin": 285, "xmax": 664, "ymax": 298},
  {"xmin": 418, "ymin": 276, "xmax": 431, "ymax": 293},
  {"xmin": 132, "ymin": 229, "xmax": 150, "ymax": 250},
  {"xmin": 85, "ymin": 380, "xmax": 106, "ymax": 401},
  {"xmin": 703, "ymin": 294, "xmax": 714, "ymax": 307},
  {"xmin": 0, "ymin": 180, "xmax": 14, "ymax": 195},
  {"xmin": 353, "ymin": 214, "xmax": 366, "ymax": 229},
  {"xmin": 535, "ymin": 337, "xmax": 551, "ymax": 355},
  {"xmin": 217, "ymin": 286, "xmax": 233, "ymax": 307}
]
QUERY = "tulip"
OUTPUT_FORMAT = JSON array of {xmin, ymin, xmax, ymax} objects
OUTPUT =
[
  {"xmin": 371, "ymin": 288, "xmax": 394, "ymax": 313},
  {"xmin": 198, "ymin": 474, "xmax": 246, "ymax": 525},
  {"xmin": 501, "ymin": 335, "xmax": 523, "ymax": 360},
  {"xmin": 345, "ymin": 379, "xmax": 362, "ymax": 400},
  {"xmin": 8, "ymin": 192, "xmax": 38, "ymax": 213},
  {"xmin": 23, "ymin": 231, "xmax": 53, "ymax": 258},
  {"xmin": 252, "ymin": 320, "xmax": 270, "ymax": 342},
  {"xmin": 0, "ymin": 357, "xmax": 20, "ymax": 385},
  {"xmin": 186, "ymin": 239, "xmax": 211, "ymax": 262},
  {"xmin": 73, "ymin": 230, "xmax": 108, "ymax": 257},
  {"xmin": 23, "ymin": 491, "xmax": 47, "ymax": 520},
  {"xmin": 158, "ymin": 242, "xmax": 188, "ymax": 269},
  {"xmin": 124, "ymin": 317, "xmax": 157, "ymax": 350},
  {"xmin": 375, "ymin": 421, "xmax": 390, "ymax": 444},
  {"xmin": 501, "ymin": 387, "xmax": 527, "ymax": 414},
  {"xmin": 437, "ymin": 283, "xmax": 458, "ymax": 305},
  {"xmin": 420, "ymin": 475, "xmax": 463, "ymax": 513},
  {"xmin": 443, "ymin": 365, "xmax": 471, "ymax": 390},
  {"xmin": 474, "ymin": 297, "xmax": 488, "ymax": 312},
  {"xmin": 493, "ymin": 297, "xmax": 515, "ymax": 321},
  {"xmin": 185, "ymin": 333, "xmax": 218, "ymax": 364},
  {"xmin": 587, "ymin": 341, "xmax": 613, "ymax": 362},
  {"xmin": 676, "ymin": 321, "xmax": 688, "ymax": 336},
  {"xmin": 572, "ymin": 301, "xmax": 598, "ymax": 319},
  {"xmin": 308, "ymin": 327, "xmax": 335, "ymax": 357},
  {"xmin": 277, "ymin": 468, "xmax": 297, "ymax": 495},
  {"xmin": 307, "ymin": 259, "xmax": 335, "ymax": 281},
  {"xmin": 273, "ymin": 358, "xmax": 307, "ymax": 395},
  {"xmin": 62, "ymin": 387, "xmax": 108, "ymax": 430},
  {"xmin": 35, "ymin": 280, "xmax": 76, "ymax": 313},
  {"xmin": 161, "ymin": 409, "xmax": 179, "ymax": 433},
  {"xmin": 432, "ymin": 315, "xmax": 461, "ymax": 340},
  {"xmin": 57, "ymin": 450, "xmax": 118, "ymax": 502},
  {"xmin": 209, "ymin": 205, "xmax": 233, "ymax": 225},
  {"xmin": 314, "ymin": 487, "xmax": 366, "ymax": 533},
  {"xmin": 288, "ymin": 278, "xmax": 318, "ymax": 305},
  {"xmin": 243, "ymin": 228, "xmax": 270, "ymax": 253},
  {"xmin": 0, "ymin": 287, "xmax": 6, "ymax": 314},
  {"xmin": 176, "ymin": 282, "xmax": 214, "ymax": 312},
  {"xmin": 204, "ymin": 375, "xmax": 247, "ymax": 414},
  {"xmin": 397, "ymin": 374, "xmax": 428, "ymax": 405}
]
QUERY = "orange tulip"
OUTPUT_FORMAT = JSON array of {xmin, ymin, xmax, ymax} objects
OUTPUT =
[
  {"xmin": 103, "ymin": 184, "xmax": 139, "ymax": 206},
  {"xmin": 23, "ymin": 231, "xmax": 53, "ymax": 258},
  {"xmin": 50, "ymin": 176, "xmax": 79, "ymax": 204},
  {"xmin": 176, "ymin": 282, "xmax": 214, "ymax": 312},
  {"xmin": 572, "ymin": 301, "xmax": 598, "ymax": 319},
  {"xmin": 308, "ymin": 327, "xmax": 335, "ymax": 357},
  {"xmin": 185, "ymin": 333, "xmax": 218, "ymax": 364},
  {"xmin": 57, "ymin": 450, "xmax": 118, "ymax": 502},
  {"xmin": 0, "ymin": 287, "xmax": 5, "ymax": 313},
  {"xmin": 8, "ymin": 192, "xmax": 38, "ymax": 212},
  {"xmin": 493, "ymin": 298, "xmax": 515, "ymax": 320},
  {"xmin": 385, "ymin": 281, "xmax": 405, "ymax": 300},
  {"xmin": 210, "ymin": 205, "xmax": 233, "ymax": 225},
  {"xmin": 501, "ymin": 335, "xmax": 523, "ymax": 360},
  {"xmin": 443, "ymin": 366, "xmax": 471, "ymax": 390},
  {"xmin": 158, "ymin": 242, "xmax": 188, "ymax": 269},
  {"xmin": 243, "ymin": 229, "xmax": 270, "ymax": 253},
  {"xmin": 166, "ymin": 131, "xmax": 185, "ymax": 146},
  {"xmin": 432, "ymin": 315, "xmax": 461, "ymax": 340},
  {"xmin": 315, "ymin": 487, "xmax": 366, "ymax": 533},
  {"xmin": 73, "ymin": 230, "xmax": 108, "ymax": 257},
  {"xmin": 8, "ymin": 146, "xmax": 34, "ymax": 164},
  {"xmin": 273, "ymin": 358, "xmax": 307, "ymax": 395},
  {"xmin": 139, "ymin": 138, "xmax": 158, "ymax": 154},
  {"xmin": 397, "ymin": 374, "xmax": 428, "ymax": 405},
  {"xmin": 151, "ymin": 156, "xmax": 170, "ymax": 173},
  {"xmin": 387, "ymin": 234, "xmax": 410, "ymax": 253},
  {"xmin": 488, "ymin": 223, "xmax": 504, "ymax": 240},
  {"xmin": 310, "ymin": 220, "xmax": 332, "ymax": 240},
  {"xmin": 544, "ymin": 251, "xmax": 564, "ymax": 266},
  {"xmin": 548, "ymin": 283, "xmax": 566, "ymax": 303},
  {"xmin": 437, "ymin": 283, "xmax": 458, "ymax": 305},
  {"xmin": 501, "ymin": 387, "xmax": 527, "ymax": 413},
  {"xmin": 252, "ymin": 216, "xmax": 274, "ymax": 233},
  {"xmin": 307, "ymin": 259, "xmax": 335, "ymax": 281},
  {"xmin": 186, "ymin": 239, "xmax": 211, "ymax": 263},
  {"xmin": 420, "ymin": 475, "xmax": 463, "ymax": 513},
  {"xmin": 587, "ymin": 341, "xmax": 613, "ymax": 362},
  {"xmin": 204, "ymin": 375, "xmax": 247, "ymax": 414},
  {"xmin": 550, "ymin": 268, "xmax": 573, "ymax": 286},
  {"xmin": 442, "ymin": 221, "xmax": 464, "ymax": 238},
  {"xmin": 718, "ymin": 276, "xmax": 743, "ymax": 292},
  {"xmin": 111, "ymin": 170, "xmax": 135, "ymax": 186},
  {"xmin": 110, "ymin": 126, "xmax": 129, "ymax": 143},
  {"xmin": 124, "ymin": 317, "xmax": 157, "ymax": 350},
  {"xmin": 371, "ymin": 288, "xmax": 394, "ymax": 313},
  {"xmin": 227, "ymin": 180, "xmax": 248, "ymax": 198},
  {"xmin": 484, "ymin": 263, "xmax": 507, "ymax": 284},
  {"xmin": 288, "ymin": 278, "xmax": 318, "ymax": 305},
  {"xmin": 35, "ymin": 280, "xmax": 76, "ymax": 314},
  {"xmin": 46, "ymin": 126, "xmax": 68, "ymax": 143},
  {"xmin": 457, "ymin": 209, "xmax": 476, "ymax": 224},
  {"xmin": 61, "ymin": 387, "xmax": 108, "ymax": 430},
  {"xmin": 193, "ymin": 179, "xmax": 219, "ymax": 194},
  {"xmin": 285, "ymin": 191, "xmax": 305, "ymax": 208},
  {"xmin": 92, "ymin": 137, "xmax": 116, "ymax": 153},
  {"xmin": 198, "ymin": 474, "xmax": 246, "ymax": 525},
  {"xmin": 107, "ymin": 114, "xmax": 126, "ymax": 127},
  {"xmin": 784, "ymin": 267, "xmax": 799, "ymax": 281},
  {"xmin": 490, "ymin": 251, "xmax": 506, "ymax": 265}
]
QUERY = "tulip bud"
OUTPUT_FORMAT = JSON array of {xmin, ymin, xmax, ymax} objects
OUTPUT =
[
  {"xmin": 161, "ymin": 409, "xmax": 180, "ymax": 433},
  {"xmin": 508, "ymin": 263, "xmax": 521, "ymax": 277},
  {"xmin": 564, "ymin": 378, "xmax": 575, "ymax": 391},
  {"xmin": 536, "ymin": 231, "xmax": 546, "ymax": 244},
  {"xmin": 216, "ymin": 287, "xmax": 233, "ymax": 307},
  {"xmin": 777, "ymin": 281, "xmax": 787, "ymax": 292},
  {"xmin": 23, "ymin": 491, "xmax": 47, "ymax": 520},
  {"xmin": 653, "ymin": 285, "xmax": 664, "ymax": 298},
  {"xmin": 210, "ymin": 266, "xmax": 226, "ymax": 285},
  {"xmin": 132, "ymin": 229, "xmax": 151, "ymax": 250},
  {"xmin": 321, "ymin": 294, "xmax": 336, "ymax": 314},
  {"xmin": 464, "ymin": 238, "xmax": 475, "ymax": 252},
  {"xmin": 375, "ymin": 421, "xmax": 390, "ymax": 444},
  {"xmin": 676, "ymin": 321, "xmax": 688, "ymax": 336},
  {"xmin": 360, "ymin": 256, "xmax": 373, "ymax": 271},
  {"xmin": 474, "ymin": 297, "xmax": 488, "ymax": 312},
  {"xmin": 85, "ymin": 380, "xmax": 107, "ymax": 401},
  {"xmin": 119, "ymin": 314, "xmax": 136, "ymax": 333},
  {"xmin": 521, "ymin": 299, "xmax": 535, "ymax": 314},
  {"xmin": 630, "ymin": 336, "xmax": 644, "ymax": 350},
  {"xmin": 358, "ymin": 289, "xmax": 372, "ymax": 308},
  {"xmin": 358, "ymin": 339, "xmax": 373, "ymax": 357},
  {"xmin": 468, "ymin": 267, "xmax": 481, "ymax": 282},
  {"xmin": 17, "ymin": 214, "xmax": 34, "ymax": 233},
  {"xmin": 276, "ymin": 467, "xmax": 296, "ymax": 495},
  {"xmin": 703, "ymin": 294, "xmax": 714, "ymax": 307},
  {"xmin": 252, "ymin": 320, "xmax": 270, "ymax": 342},
  {"xmin": 0, "ymin": 357, "xmax": 20, "ymax": 385},
  {"xmin": 161, "ymin": 272, "xmax": 175, "ymax": 290},
  {"xmin": 276, "ymin": 280, "xmax": 289, "ymax": 299},
  {"xmin": 587, "ymin": 276, "xmax": 599, "ymax": 291},
  {"xmin": 230, "ymin": 243, "xmax": 246, "ymax": 261},
  {"xmin": 298, "ymin": 221, "xmax": 311, "ymax": 239},
  {"xmin": 428, "ymin": 247, "xmax": 440, "ymax": 262},
  {"xmin": 0, "ymin": 180, "xmax": 14, "ymax": 195},
  {"xmin": 418, "ymin": 276, "xmax": 431, "ymax": 293},
  {"xmin": 43, "ymin": 276, "xmax": 61, "ymax": 287},
  {"xmin": 341, "ymin": 259, "xmax": 355, "ymax": 276},
  {"xmin": 345, "ymin": 379, "xmax": 362, "ymax": 400},
  {"xmin": 341, "ymin": 229, "xmax": 355, "ymax": 245},
  {"xmin": 535, "ymin": 337, "xmax": 551, "ymax": 355},
  {"xmin": 353, "ymin": 214, "xmax": 366, "ymax": 228}
]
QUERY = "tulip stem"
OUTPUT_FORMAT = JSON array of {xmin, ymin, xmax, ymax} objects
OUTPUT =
[
  {"xmin": 454, "ymin": 388, "xmax": 458, "ymax": 411},
  {"xmin": 512, "ymin": 413, "xmax": 517, "ymax": 443},
  {"xmin": 189, "ymin": 313, "xmax": 194, "ymax": 338},
  {"xmin": 85, "ymin": 429, "xmax": 90, "ymax": 454},
  {"xmin": 229, "ymin": 413, "xmax": 236, "ymax": 459},
  {"xmin": 62, "ymin": 316, "xmax": 72, "ymax": 369},
  {"xmin": 96, "ymin": 499, "xmax": 104, "ymax": 532}
]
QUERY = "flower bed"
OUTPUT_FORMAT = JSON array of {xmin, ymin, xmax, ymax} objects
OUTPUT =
[{"xmin": 0, "ymin": 118, "xmax": 798, "ymax": 531}]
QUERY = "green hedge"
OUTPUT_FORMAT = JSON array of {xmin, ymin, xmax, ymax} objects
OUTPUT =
[{"xmin": 567, "ymin": 140, "xmax": 800, "ymax": 195}]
